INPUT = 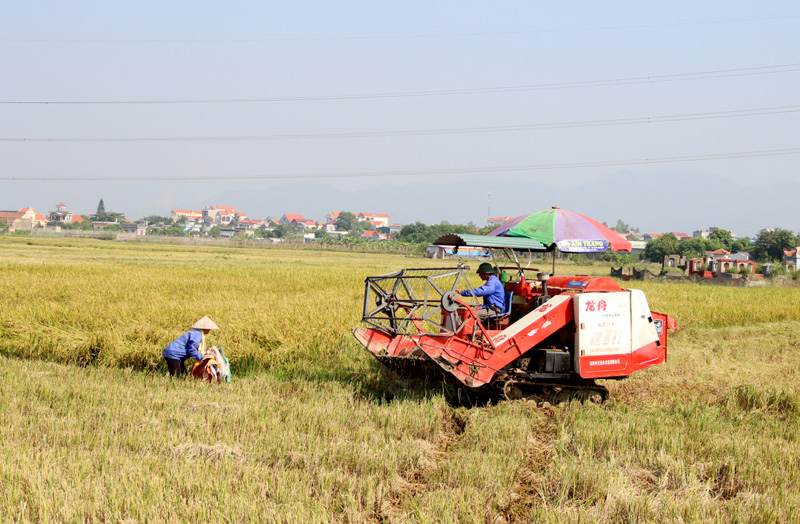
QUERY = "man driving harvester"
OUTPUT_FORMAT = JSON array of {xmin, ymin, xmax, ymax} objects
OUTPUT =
[{"xmin": 456, "ymin": 262, "xmax": 505, "ymax": 322}]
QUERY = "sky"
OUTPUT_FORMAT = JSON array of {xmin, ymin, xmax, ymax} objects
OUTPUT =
[{"xmin": 1, "ymin": 1, "xmax": 798, "ymax": 236}]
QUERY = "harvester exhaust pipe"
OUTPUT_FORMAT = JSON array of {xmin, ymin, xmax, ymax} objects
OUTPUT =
[{"xmin": 537, "ymin": 272, "xmax": 550, "ymax": 296}]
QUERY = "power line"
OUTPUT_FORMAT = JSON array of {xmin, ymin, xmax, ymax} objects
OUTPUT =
[
  {"xmin": 3, "ymin": 105, "xmax": 799, "ymax": 142},
  {"xmin": 3, "ymin": 14, "xmax": 798, "ymax": 43},
  {"xmin": 2, "ymin": 63, "xmax": 799, "ymax": 105},
  {"xmin": 3, "ymin": 147, "xmax": 799, "ymax": 181}
]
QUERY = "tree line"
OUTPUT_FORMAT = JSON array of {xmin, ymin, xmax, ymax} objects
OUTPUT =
[{"xmin": 641, "ymin": 229, "xmax": 799, "ymax": 263}]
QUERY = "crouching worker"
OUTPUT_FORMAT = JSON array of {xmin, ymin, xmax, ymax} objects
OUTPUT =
[{"xmin": 163, "ymin": 316, "xmax": 219, "ymax": 377}]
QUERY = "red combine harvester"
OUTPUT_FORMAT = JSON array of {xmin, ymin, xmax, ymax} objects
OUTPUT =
[{"xmin": 353, "ymin": 234, "xmax": 676, "ymax": 403}]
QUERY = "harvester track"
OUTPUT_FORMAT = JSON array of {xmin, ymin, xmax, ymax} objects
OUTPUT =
[
  {"xmin": 492, "ymin": 374, "xmax": 608, "ymax": 405},
  {"xmin": 377, "ymin": 356, "xmax": 608, "ymax": 405}
]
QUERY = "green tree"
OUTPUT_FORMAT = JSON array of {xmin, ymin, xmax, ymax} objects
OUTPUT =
[
  {"xmin": 164, "ymin": 224, "xmax": 186, "ymax": 237},
  {"xmin": 708, "ymin": 229, "xmax": 734, "ymax": 250},
  {"xmin": 77, "ymin": 216, "xmax": 93, "ymax": 230},
  {"xmin": 677, "ymin": 237, "xmax": 709, "ymax": 260},
  {"xmin": 91, "ymin": 199, "xmax": 125, "ymax": 223},
  {"xmin": 335, "ymin": 212, "xmax": 365, "ymax": 232},
  {"xmin": 140, "ymin": 215, "xmax": 173, "ymax": 225},
  {"xmin": 752, "ymin": 229, "xmax": 800, "ymax": 262},
  {"xmin": 394, "ymin": 222, "xmax": 478, "ymax": 245},
  {"xmin": 613, "ymin": 219, "xmax": 630, "ymax": 233},
  {"xmin": 642, "ymin": 233, "xmax": 680, "ymax": 263},
  {"xmin": 268, "ymin": 223, "xmax": 298, "ymax": 239},
  {"xmin": 731, "ymin": 237, "xmax": 755, "ymax": 253}
]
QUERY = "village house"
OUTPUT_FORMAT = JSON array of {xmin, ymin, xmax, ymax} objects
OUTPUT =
[
  {"xmin": 236, "ymin": 218, "xmax": 269, "ymax": 230},
  {"xmin": 120, "ymin": 222, "xmax": 147, "ymax": 236},
  {"xmin": 362, "ymin": 230, "xmax": 387, "ymax": 241},
  {"xmin": 203, "ymin": 205, "xmax": 245, "ymax": 225},
  {"xmin": 280, "ymin": 214, "xmax": 318, "ymax": 229},
  {"xmin": 48, "ymin": 202, "xmax": 80, "ymax": 224},
  {"xmin": 356, "ymin": 212, "xmax": 390, "ymax": 228},
  {"xmin": 644, "ymin": 232, "xmax": 690, "ymax": 241},
  {"xmin": 378, "ymin": 223, "xmax": 404, "ymax": 236},
  {"xmin": 0, "ymin": 207, "xmax": 47, "ymax": 230},
  {"xmin": 171, "ymin": 209, "xmax": 203, "ymax": 222}
]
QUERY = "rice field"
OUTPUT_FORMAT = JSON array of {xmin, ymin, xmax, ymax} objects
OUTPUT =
[{"xmin": 1, "ymin": 236, "xmax": 799, "ymax": 523}]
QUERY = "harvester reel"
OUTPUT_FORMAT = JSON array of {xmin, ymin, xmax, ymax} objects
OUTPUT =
[{"xmin": 361, "ymin": 267, "xmax": 473, "ymax": 336}]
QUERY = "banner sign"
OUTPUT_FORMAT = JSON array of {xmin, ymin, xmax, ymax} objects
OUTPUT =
[{"xmin": 556, "ymin": 239, "xmax": 609, "ymax": 253}]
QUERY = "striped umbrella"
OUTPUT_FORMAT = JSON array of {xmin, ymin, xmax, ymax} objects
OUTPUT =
[{"xmin": 488, "ymin": 206, "xmax": 632, "ymax": 253}]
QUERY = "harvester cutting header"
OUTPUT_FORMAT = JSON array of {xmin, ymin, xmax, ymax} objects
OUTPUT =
[{"xmin": 353, "ymin": 228, "xmax": 676, "ymax": 403}]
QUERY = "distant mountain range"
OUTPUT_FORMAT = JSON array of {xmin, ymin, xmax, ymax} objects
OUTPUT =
[{"xmin": 199, "ymin": 169, "xmax": 799, "ymax": 238}]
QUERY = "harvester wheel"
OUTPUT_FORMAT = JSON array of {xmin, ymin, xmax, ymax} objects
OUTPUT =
[
  {"xmin": 570, "ymin": 387, "xmax": 607, "ymax": 404},
  {"xmin": 502, "ymin": 380, "xmax": 523, "ymax": 401},
  {"xmin": 553, "ymin": 389, "xmax": 573, "ymax": 405},
  {"xmin": 585, "ymin": 391, "xmax": 605, "ymax": 404}
]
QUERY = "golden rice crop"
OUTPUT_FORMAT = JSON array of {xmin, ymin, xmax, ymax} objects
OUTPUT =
[{"xmin": 2, "ymin": 235, "xmax": 800, "ymax": 523}]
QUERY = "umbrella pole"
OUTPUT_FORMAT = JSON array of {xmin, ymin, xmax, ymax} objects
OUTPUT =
[{"xmin": 552, "ymin": 249, "xmax": 556, "ymax": 275}]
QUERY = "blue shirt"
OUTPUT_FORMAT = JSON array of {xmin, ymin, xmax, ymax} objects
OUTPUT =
[
  {"xmin": 163, "ymin": 329, "xmax": 206, "ymax": 362},
  {"xmin": 460, "ymin": 274, "xmax": 505, "ymax": 311}
]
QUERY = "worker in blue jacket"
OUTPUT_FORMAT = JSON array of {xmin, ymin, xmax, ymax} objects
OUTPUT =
[
  {"xmin": 456, "ymin": 262, "xmax": 505, "ymax": 322},
  {"xmin": 163, "ymin": 316, "xmax": 219, "ymax": 376}
]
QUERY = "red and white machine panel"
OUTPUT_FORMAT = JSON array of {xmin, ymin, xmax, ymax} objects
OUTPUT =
[{"xmin": 574, "ymin": 290, "xmax": 666, "ymax": 378}]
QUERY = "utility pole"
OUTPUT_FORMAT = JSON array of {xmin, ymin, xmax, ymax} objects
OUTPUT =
[{"xmin": 487, "ymin": 190, "xmax": 491, "ymax": 226}]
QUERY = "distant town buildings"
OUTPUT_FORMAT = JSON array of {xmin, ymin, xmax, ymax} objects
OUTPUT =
[
  {"xmin": 203, "ymin": 205, "xmax": 245, "ymax": 225},
  {"xmin": 0, "ymin": 207, "xmax": 47, "ymax": 231},
  {"xmin": 6, "ymin": 202, "xmax": 777, "ymax": 254},
  {"xmin": 171, "ymin": 209, "xmax": 203, "ymax": 222},
  {"xmin": 356, "ymin": 212, "xmax": 390, "ymax": 228}
]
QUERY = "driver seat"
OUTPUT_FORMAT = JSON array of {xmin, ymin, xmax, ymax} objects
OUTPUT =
[{"xmin": 487, "ymin": 291, "xmax": 513, "ymax": 330}]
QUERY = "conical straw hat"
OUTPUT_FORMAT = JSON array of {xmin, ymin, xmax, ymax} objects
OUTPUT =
[{"xmin": 192, "ymin": 316, "xmax": 219, "ymax": 330}]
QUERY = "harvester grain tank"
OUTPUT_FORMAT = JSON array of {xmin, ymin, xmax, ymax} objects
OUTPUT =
[{"xmin": 352, "ymin": 234, "xmax": 676, "ymax": 402}]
